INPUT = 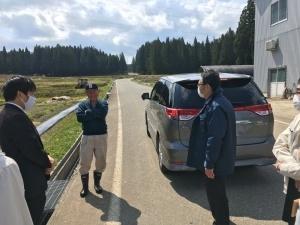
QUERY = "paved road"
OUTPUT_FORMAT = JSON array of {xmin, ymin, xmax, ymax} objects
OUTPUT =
[
  {"xmin": 49, "ymin": 79, "xmax": 291, "ymax": 225},
  {"xmin": 269, "ymin": 98, "xmax": 297, "ymax": 138}
]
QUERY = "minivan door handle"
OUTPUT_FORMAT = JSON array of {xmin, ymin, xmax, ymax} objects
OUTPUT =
[{"xmin": 236, "ymin": 120, "xmax": 252, "ymax": 125}]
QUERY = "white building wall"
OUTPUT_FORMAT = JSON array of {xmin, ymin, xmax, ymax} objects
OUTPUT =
[{"xmin": 254, "ymin": 0, "xmax": 300, "ymax": 94}]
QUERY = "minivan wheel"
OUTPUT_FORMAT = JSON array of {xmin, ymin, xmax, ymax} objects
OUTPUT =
[
  {"xmin": 157, "ymin": 138, "xmax": 169, "ymax": 174},
  {"xmin": 145, "ymin": 114, "xmax": 151, "ymax": 137}
]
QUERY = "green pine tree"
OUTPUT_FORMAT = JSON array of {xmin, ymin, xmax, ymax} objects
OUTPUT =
[
  {"xmin": 235, "ymin": 0, "xmax": 255, "ymax": 64},
  {"xmin": 218, "ymin": 28, "xmax": 236, "ymax": 65},
  {"xmin": 119, "ymin": 52, "xmax": 128, "ymax": 74}
]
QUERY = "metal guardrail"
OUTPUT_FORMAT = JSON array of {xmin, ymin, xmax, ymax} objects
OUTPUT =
[
  {"xmin": 49, "ymin": 134, "xmax": 82, "ymax": 181},
  {"xmin": 37, "ymin": 104, "xmax": 79, "ymax": 136},
  {"xmin": 39, "ymin": 103, "xmax": 81, "ymax": 225},
  {"xmin": 41, "ymin": 134, "xmax": 82, "ymax": 225}
]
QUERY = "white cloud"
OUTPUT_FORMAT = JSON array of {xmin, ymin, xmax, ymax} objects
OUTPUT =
[
  {"xmin": 0, "ymin": 6, "xmax": 70, "ymax": 41},
  {"xmin": 0, "ymin": 0, "xmax": 247, "ymax": 62},
  {"xmin": 179, "ymin": 0, "xmax": 245, "ymax": 34},
  {"xmin": 84, "ymin": 0, "xmax": 173, "ymax": 31},
  {"xmin": 179, "ymin": 17, "xmax": 199, "ymax": 29},
  {"xmin": 79, "ymin": 28, "xmax": 112, "ymax": 36},
  {"xmin": 113, "ymin": 33, "xmax": 129, "ymax": 46}
]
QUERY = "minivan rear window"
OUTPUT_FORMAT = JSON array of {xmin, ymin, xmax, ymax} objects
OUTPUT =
[
  {"xmin": 173, "ymin": 82, "xmax": 205, "ymax": 109},
  {"xmin": 173, "ymin": 78, "xmax": 266, "ymax": 109},
  {"xmin": 222, "ymin": 79, "xmax": 267, "ymax": 107}
]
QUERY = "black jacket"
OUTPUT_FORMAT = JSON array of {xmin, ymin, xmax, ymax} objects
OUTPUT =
[
  {"xmin": 187, "ymin": 88, "xmax": 236, "ymax": 177},
  {"xmin": 0, "ymin": 104, "xmax": 50, "ymax": 198}
]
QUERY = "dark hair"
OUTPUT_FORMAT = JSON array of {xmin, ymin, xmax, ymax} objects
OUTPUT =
[
  {"xmin": 2, "ymin": 75, "xmax": 36, "ymax": 101},
  {"xmin": 201, "ymin": 70, "xmax": 220, "ymax": 91}
]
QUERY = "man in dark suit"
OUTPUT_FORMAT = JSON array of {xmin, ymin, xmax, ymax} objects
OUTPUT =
[{"xmin": 0, "ymin": 76, "xmax": 53, "ymax": 225}]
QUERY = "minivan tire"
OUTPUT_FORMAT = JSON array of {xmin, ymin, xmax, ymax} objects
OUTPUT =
[
  {"xmin": 145, "ymin": 114, "xmax": 151, "ymax": 137},
  {"xmin": 157, "ymin": 136, "xmax": 169, "ymax": 174}
]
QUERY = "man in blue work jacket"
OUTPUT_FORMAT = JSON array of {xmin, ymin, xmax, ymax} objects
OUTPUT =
[
  {"xmin": 76, "ymin": 83, "xmax": 108, "ymax": 198},
  {"xmin": 187, "ymin": 70, "xmax": 236, "ymax": 225}
]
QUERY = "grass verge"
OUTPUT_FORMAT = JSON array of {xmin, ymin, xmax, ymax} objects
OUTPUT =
[{"xmin": 41, "ymin": 113, "xmax": 81, "ymax": 162}]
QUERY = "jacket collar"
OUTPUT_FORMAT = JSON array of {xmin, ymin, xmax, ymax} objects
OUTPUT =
[
  {"xmin": 5, "ymin": 102, "xmax": 26, "ymax": 113},
  {"xmin": 88, "ymin": 99, "xmax": 100, "ymax": 107},
  {"xmin": 213, "ymin": 87, "xmax": 223, "ymax": 96},
  {"xmin": 205, "ymin": 87, "xmax": 223, "ymax": 105}
]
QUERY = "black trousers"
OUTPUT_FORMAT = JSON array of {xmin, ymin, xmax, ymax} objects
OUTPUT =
[
  {"xmin": 205, "ymin": 176, "xmax": 230, "ymax": 225},
  {"xmin": 26, "ymin": 194, "xmax": 46, "ymax": 225},
  {"xmin": 283, "ymin": 178, "xmax": 300, "ymax": 225}
]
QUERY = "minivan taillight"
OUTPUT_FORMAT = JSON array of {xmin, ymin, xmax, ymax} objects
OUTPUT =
[
  {"xmin": 165, "ymin": 108, "xmax": 200, "ymax": 120},
  {"xmin": 235, "ymin": 104, "xmax": 272, "ymax": 116}
]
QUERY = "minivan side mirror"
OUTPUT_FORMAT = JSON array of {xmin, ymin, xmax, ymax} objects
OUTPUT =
[{"xmin": 141, "ymin": 93, "xmax": 150, "ymax": 100}]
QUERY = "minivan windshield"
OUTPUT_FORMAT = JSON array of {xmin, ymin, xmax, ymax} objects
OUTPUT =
[{"xmin": 173, "ymin": 78, "xmax": 266, "ymax": 109}]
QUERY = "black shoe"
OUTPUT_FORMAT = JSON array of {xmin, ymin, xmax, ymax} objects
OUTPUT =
[
  {"xmin": 80, "ymin": 174, "xmax": 89, "ymax": 198},
  {"xmin": 94, "ymin": 171, "xmax": 103, "ymax": 194}
]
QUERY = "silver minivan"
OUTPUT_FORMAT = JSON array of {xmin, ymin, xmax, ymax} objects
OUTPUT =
[{"xmin": 141, "ymin": 73, "xmax": 275, "ymax": 173}]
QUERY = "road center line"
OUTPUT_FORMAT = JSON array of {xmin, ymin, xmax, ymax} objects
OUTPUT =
[
  {"xmin": 275, "ymin": 119, "xmax": 289, "ymax": 125},
  {"xmin": 106, "ymin": 82, "xmax": 123, "ymax": 225}
]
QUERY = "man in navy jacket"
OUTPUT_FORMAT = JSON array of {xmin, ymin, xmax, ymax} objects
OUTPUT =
[
  {"xmin": 187, "ymin": 70, "xmax": 236, "ymax": 225},
  {"xmin": 76, "ymin": 83, "xmax": 108, "ymax": 197}
]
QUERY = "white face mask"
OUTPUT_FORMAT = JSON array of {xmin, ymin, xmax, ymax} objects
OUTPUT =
[
  {"xmin": 22, "ymin": 95, "xmax": 36, "ymax": 111},
  {"xmin": 197, "ymin": 87, "xmax": 205, "ymax": 98},
  {"xmin": 293, "ymin": 94, "xmax": 300, "ymax": 111}
]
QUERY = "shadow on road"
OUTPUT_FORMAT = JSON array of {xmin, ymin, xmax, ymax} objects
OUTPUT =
[
  {"xmin": 167, "ymin": 166, "xmax": 285, "ymax": 221},
  {"xmin": 85, "ymin": 190, "xmax": 141, "ymax": 225}
]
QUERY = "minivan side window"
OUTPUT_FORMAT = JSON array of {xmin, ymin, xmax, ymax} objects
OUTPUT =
[
  {"xmin": 150, "ymin": 80, "xmax": 171, "ymax": 107},
  {"xmin": 150, "ymin": 82, "xmax": 160, "ymax": 102},
  {"xmin": 162, "ymin": 81, "xmax": 172, "ymax": 107}
]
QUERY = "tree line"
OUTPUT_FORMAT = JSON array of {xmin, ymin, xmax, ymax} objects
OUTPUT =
[
  {"xmin": 132, "ymin": 0, "xmax": 255, "ymax": 75},
  {"xmin": 0, "ymin": 45, "xmax": 128, "ymax": 76},
  {"xmin": 0, "ymin": 0, "xmax": 254, "ymax": 76}
]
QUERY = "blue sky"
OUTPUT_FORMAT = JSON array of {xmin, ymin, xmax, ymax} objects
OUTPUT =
[{"xmin": 0, "ymin": 0, "xmax": 247, "ymax": 63}]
